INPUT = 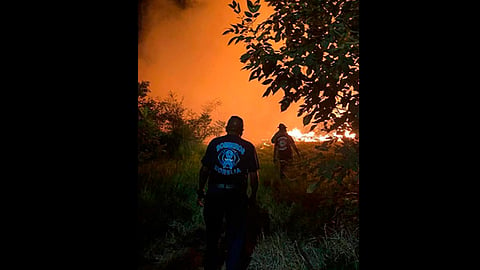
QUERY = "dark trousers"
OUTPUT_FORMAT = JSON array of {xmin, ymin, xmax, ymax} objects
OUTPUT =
[
  {"xmin": 279, "ymin": 158, "xmax": 292, "ymax": 179},
  {"xmin": 203, "ymin": 190, "xmax": 248, "ymax": 270}
]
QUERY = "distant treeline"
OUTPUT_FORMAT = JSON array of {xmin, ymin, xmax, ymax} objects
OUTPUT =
[{"xmin": 138, "ymin": 81, "xmax": 225, "ymax": 162}]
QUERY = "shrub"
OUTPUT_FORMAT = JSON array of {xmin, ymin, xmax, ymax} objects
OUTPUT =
[{"xmin": 138, "ymin": 81, "xmax": 224, "ymax": 162}]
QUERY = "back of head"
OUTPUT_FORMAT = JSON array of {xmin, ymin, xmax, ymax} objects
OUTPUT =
[
  {"xmin": 278, "ymin": 123, "xmax": 287, "ymax": 131},
  {"xmin": 226, "ymin": 116, "xmax": 244, "ymax": 136}
]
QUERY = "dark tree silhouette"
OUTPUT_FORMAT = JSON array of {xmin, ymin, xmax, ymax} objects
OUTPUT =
[
  {"xmin": 224, "ymin": 0, "xmax": 359, "ymax": 134},
  {"xmin": 138, "ymin": 81, "xmax": 224, "ymax": 161}
]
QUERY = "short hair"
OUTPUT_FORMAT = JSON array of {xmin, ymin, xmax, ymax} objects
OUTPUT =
[{"xmin": 226, "ymin": 116, "xmax": 244, "ymax": 133}]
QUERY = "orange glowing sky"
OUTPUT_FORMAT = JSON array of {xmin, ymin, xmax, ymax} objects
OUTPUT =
[{"xmin": 138, "ymin": 0, "xmax": 309, "ymax": 144}]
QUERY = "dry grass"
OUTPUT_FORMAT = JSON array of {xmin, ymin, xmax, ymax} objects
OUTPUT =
[
  {"xmin": 139, "ymin": 141, "xmax": 359, "ymax": 270},
  {"xmin": 248, "ymin": 232, "xmax": 309, "ymax": 270},
  {"xmin": 250, "ymin": 141, "xmax": 359, "ymax": 270}
]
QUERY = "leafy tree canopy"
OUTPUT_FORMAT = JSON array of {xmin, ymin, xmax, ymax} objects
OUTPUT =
[{"xmin": 224, "ymin": 0, "xmax": 359, "ymax": 134}]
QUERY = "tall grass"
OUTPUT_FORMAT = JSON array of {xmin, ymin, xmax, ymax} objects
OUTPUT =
[
  {"xmin": 138, "ymin": 140, "xmax": 359, "ymax": 269},
  {"xmin": 251, "ymin": 142, "xmax": 359, "ymax": 270},
  {"xmin": 138, "ymin": 142, "xmax": 206, "ymax": 267}
]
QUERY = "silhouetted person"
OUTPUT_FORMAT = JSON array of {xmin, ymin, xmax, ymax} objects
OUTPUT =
[
  {"xmin": 197, "ymin": 116, "xmax": 260, "ymax": 270},
  {"xmin": 271, "ymin": 123, "xmax": 300, "ymax": 179}
]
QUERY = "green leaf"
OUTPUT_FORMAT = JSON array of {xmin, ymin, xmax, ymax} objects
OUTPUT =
[
  {"xmin": 280, "ymin": 99, "xmax": 290, "ymax": 112},
  {"xmin": 262, "ymin": 86, "xmax": 272, "ymax": 97},
  {"xmin": 262, "ymin": 78, "xmax": 273, "ymax": 85},
  {"xmin": 228, "ymin": 36, "xmax": 238, "ymax": 45},
  {"xmin": 271, "ymin": 84, "xmax": 280, "ymax": 94},
  {"xmin": 245, "ymin": 11, "xmax": 253, "ymax": 17},
  {"xmin": 256, "ymin": 32, "xmax": 266, "ymax": 41},
  {"xmin": 241, "ymin": 63, "xmax": 253, "ymax": 70},
  {"xmin": 292, "ymin": 65, "xmax": 301, "ymax": 76},
  {"xmin": 240, "ymin": 52, "xmax": 251, "ymax": 63},
  {"xmin": 321, "ymin": 40, "xmax": 329, "ymax": 49},
  {"xmin": 274, "ymin": 32, "xmax": 281, "ymax": 42},
  {"xmin": 222, "ymin": 29, "xmax": 233, "ymax": 35},
  {"xmin": 306, "ymin": 181, "xmax": 321, "ymax": 194},
  {"xmin": 248, "ymin": 0, "xmax": 261, "ymax": 13},
  {"xmin": 234, "ymin": 2, "xmax": 241, "ymax": 14},
  {"xmin": 303, "ymin": 113, "xmax": 313, "ymax": 126},
  {"xmin": 249, "ymin": 68, "xmax": 260, "ymax": 81},
  {"xmin": 230, "ymin": 24, "xmax": 239, "ymax": 34},
  {"xmin": 247, "ymin": 0, "xmax": 255, "ymax": 12},
  {"xmin": 234, "ymin": 36, "xmax": 244, "ymax": 44}
]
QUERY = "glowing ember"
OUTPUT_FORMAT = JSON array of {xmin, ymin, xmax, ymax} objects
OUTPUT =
[{"xmin": 288, "ymin": 128, "xmax": 356, "ymax": 142}]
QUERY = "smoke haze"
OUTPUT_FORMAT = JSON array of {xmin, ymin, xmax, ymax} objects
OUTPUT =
[{"xmin": 138, "ymin": 0, "xmax": 308, "ymax": 144}]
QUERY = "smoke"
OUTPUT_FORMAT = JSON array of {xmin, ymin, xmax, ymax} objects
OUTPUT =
[
  {"xmin": 139, "ymin": 0, "xmax": 201, "ymax": 45},
  {"xmin": 170, "ymin": 0, "xmax": 198, "ymax": 9},
  {"xmin": 138, "ymin": 0, "xmax": 307, "ymax": 144}
]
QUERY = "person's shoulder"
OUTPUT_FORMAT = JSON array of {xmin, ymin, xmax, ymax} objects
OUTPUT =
[{"xmin": 239, "ymin": 138, "xmax": 256, "ymax": 150}]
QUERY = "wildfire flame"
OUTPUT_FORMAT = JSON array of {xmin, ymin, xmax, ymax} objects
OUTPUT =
[
  {"xmin": 287, "ymin": 128, "xmax": 356, "ymax": 142},
  {"xmin": 259, "ymin": 127, "xmax": 357, "ymax": 149}
]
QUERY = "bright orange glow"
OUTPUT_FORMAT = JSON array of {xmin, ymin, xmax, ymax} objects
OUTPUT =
[
  {"xmin": 138, "ymin": 0, "xmax": 306, "ymax": 145},
  {"xmin": 288, "ymin": 128, "xmax": 330, "ymax": 142},
  {"xmin": 138, "ymin": 1, "xmax": 356, "ymax": 145},
  {"xmin": 337, "ymin": 130, "xmax": 357, "ymax": 140},
  {"xmin": 288, "ymin": 128, "xmax": 356, "ymax": 142}
]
